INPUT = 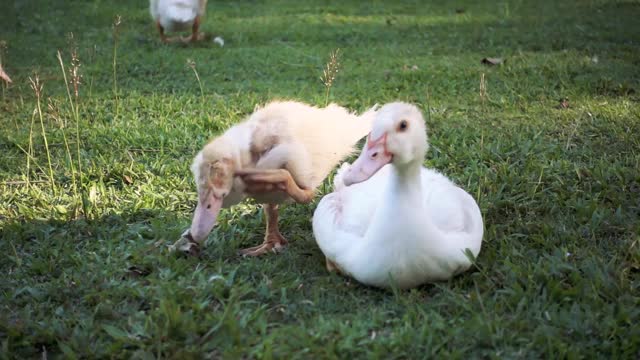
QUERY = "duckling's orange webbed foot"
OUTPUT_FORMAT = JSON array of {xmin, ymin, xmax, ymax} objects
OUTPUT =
[
  {"xmin": 239, "ymin": 231, "xmax": 288, "ymax": 257},
  {"xmin": 239, "ymin": 203, "xmax": 288, "ymax": 257},
  {"xmin": 236, "ymin": 169, "xmax": 315, "ymax": 204}
]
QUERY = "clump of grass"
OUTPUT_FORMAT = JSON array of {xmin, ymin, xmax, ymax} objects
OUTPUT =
[
  {"xmin": 320, "ymin": 48, "xmax": 341, "ymax": 105},
  {"xmin": 112, "ymin": 15, "xmax": 122, "ymax": 120},
  {"xmin": 56, "ymin": 34, "xmax": 88, "ymax": 218},
  {"xmin": 48, "ymin": 97, "xmax": 80, "ymax": 218},
  {"xmin": 29, "ymin": 74, "xmax": 56, "ymax": 193}
]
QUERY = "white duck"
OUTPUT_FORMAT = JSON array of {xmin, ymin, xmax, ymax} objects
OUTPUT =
[
  {"xmin": 186, "ymin": 100, "xmax": 377, "ymax": 256},
  {"xmin": 312, "ymin": 102, "xmax": 484, "ymax": 289},
  {"xmin": 150, "ymin": 0, "xmax": 207, "ymax": 43}
]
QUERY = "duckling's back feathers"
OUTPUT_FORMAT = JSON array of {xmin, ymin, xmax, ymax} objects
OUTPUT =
[{"xmin": 243, "ymin": 101, "xmax": 378, "ymax": 189}]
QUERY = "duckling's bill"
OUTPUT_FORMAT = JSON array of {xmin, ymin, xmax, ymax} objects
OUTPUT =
[{"xmin": 190, "ymin": 189, "xmax": 223, "ymax": 243}]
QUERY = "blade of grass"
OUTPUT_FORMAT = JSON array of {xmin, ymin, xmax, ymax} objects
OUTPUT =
[{"xmin": 112, "ymin": 15, "xmax": 121, "ymax": 120}]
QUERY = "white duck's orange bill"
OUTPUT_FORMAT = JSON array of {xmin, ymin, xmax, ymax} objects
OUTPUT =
[{"xmin": 343, "ymin": 133, "xmax": 393, "ymax": 186}]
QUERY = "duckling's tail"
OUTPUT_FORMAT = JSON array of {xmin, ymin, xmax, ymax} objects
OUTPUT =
[
  {"xmin": 444, "ymin": 189, "xmax": 485, "ymax": 275},
  {"xmin": 353, "ymin": 103, "xmax": 379, "ymax": 139},
  {"xmin": 324, "ymin": 102, "xmax": 378, "ymax": 142}
]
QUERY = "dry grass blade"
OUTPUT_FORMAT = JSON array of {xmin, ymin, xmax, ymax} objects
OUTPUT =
[
  {"xmin": 112, "ymin": 15, "xmax": 122, "ymax": 119},
  {"xmin": 479, "ymin": 72, "xmax": 488, "ymax": 111},
  {"xmin": 29, "ymin": 74, "xmax": 56, "ymax": 193},
  {"xmin": 186, "ymin": 58, "xmax": 205, "ymax": 102},
  {"xmin": 320, "ymin": 48, "xmax": 341, "ymax": 105}
]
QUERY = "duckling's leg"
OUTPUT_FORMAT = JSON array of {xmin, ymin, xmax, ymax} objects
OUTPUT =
[
  {"xmin": 156, "ymin": 20, "xmax": 169, "ymax": 43},
  {"xmin": 237, "ymin": 169, "xmax": 315, "ymax": 204},
  {"xmin": 189, "ymin": 16, "xmax": 200, "ymax": 42},
  {"xmin": 238, "ymin": 203, "xmax": 287, "ymax": 257}
]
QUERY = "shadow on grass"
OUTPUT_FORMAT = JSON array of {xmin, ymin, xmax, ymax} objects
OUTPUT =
[{"xmin": 1, "ymin": 205, "xmax": 435, "ymax": 357}]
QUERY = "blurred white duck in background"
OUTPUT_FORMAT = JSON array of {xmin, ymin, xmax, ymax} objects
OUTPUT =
[
  {"xmin": 312, "ymin": 102, "xmax": 484, "ymax": 289},
  {"xmin": 183, "ymin": 100, "xmax": 378, "ymax": 257},
  {"xmin": 150, "ymin": 0, "xmax": 207, "ymax": 43}
]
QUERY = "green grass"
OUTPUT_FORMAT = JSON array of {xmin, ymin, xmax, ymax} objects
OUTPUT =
[{"xmin": 1, "ymin": 0, "xmax": 639, "ymax": 358}]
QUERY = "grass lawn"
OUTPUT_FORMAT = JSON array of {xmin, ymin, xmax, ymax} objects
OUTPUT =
[{"xmin": 1, "ymin": 0, "xmax": 639, "ymax": 358}]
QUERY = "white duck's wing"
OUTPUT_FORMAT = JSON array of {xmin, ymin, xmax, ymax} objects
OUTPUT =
[{"xmin": 421, "ymin": 169, "xmax": 467, "ymax": 233}]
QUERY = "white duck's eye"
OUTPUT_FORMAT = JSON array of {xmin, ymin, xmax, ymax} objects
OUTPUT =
[{"xmin": 397, "ymin": 120, "xmax": 408, "ymax": 132}]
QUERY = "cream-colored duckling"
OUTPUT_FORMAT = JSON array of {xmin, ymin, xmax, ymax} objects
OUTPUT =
[
  {"xmin": 312, "ymin": 102, "xmax": 484, "ymax": 289},
  {"xmin": 150, "ymin": 0, "xmax": 207, "ymax": 43},
  {"xmin": 187, "ymin": 100, "xmax": 377, "ymax": 256}
]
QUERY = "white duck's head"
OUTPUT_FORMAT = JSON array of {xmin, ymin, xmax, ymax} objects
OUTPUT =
[
  {"xmin": 343, "ymin": 102, "xmax": 427, "ymax": 185},
  {"xmin": 189, "ymin": 137, "xmax": 236, "ymax": 243}
]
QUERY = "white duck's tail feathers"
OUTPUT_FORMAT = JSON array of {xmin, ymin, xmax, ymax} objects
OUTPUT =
[
  {"xmin": 448, "ymin": 194, "xmax": 485, "ymax": 262},
  {"xmin": 466, "ymin": 201, "xmax": 485, "ymax": 257}
]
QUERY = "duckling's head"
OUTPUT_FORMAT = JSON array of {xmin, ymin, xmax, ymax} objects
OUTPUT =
[
  {"xmin": 343, "ymin": 102, "xmax": 427, "ymax": 185},
  {"xmin": 189, "ymin": 137, "xmax": 236, "ymax": 243}
]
